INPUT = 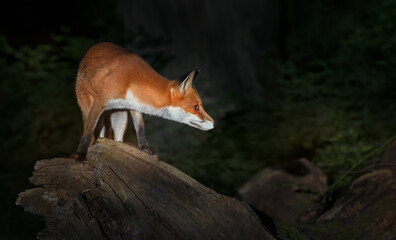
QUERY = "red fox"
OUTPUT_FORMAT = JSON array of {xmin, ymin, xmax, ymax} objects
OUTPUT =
[{"xmin": 74, "ymin": 42, "xmax": 215, "ymax": 160}]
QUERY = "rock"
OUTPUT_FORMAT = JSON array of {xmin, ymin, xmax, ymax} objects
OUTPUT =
[
  {"xmin": 238, "ymin": 158, "xmax": 327, "ymax": 222},
  {"xmin": 16, "ymin": 138, "xmax": 275, "ymax": 240},
  {"xmin": 317, "ymin": 142, "xmax": 396, "ymax": 240},
  {"xmin": 381, "ymin": 139, "xmax": 396, "ymax": 163}
]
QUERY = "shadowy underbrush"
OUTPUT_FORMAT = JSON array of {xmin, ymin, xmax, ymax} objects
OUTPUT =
[
  {"xmin": 157, "ymin": 0, "xmax": 396, "ymax": 204},
  {"xmin": 0, "ymin": 0, "xmax": 395, "ymax": 239}
]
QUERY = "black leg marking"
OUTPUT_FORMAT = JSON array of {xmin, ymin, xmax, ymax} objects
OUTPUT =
[{"xmin": 75, "ymin": 135, "xmax": 91, "ymax": 161}]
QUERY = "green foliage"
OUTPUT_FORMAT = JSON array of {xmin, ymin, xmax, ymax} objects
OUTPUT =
[
  {"xmin": 272, "ymin": 0, "xmax": 396, "ymax": 200},
  {"xmin": 0, "ymin": 1, "xmax": 125, "ymax": 239},
  {"xmin": 276, "ymin": 222, "xmax": 307, "ymax": 240},
  {"xmin": 154, "ymin": 0, "xmax": 396, "ymax": 204},
  {"xmin": 0, "ymin": 35, "xmax": 94, "ymax": 166},
  {"xmin": 282, "ymin": 0, "xmax": 396, "ymax": 106},
  {"xmin": 276, "ymin": 219, "xmax": 365, "ymax": 240},
  {"xmin": 0, "ymin": 34, "xmax": 96, "ymax": 238},
  {"xmin": 1, "ymin": 1, "xmax": 395, "ymax": 239},
  {"xmin": 0, "ymin": 31, "xmax": 123, "ymax": 238}
]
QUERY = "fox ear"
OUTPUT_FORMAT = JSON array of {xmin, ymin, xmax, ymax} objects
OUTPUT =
[{"xmin": 180, "ymin": 69, "xmax": 200, "ymax": 93}]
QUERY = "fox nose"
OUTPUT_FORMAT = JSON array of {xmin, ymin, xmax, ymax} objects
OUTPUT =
[{"xmin": 213, "ymin": 122, "xmax": 216, "ymax": 128}]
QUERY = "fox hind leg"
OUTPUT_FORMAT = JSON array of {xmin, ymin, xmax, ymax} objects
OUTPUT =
[
  {"xmin": 76, "ymin": 91, "xmax": 94, "ymax": 124},
  {"xmin": 75, "ymin": 101, "xmax": 104, "ymax": 161}
]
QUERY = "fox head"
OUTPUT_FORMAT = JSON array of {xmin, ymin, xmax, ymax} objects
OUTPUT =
[{"xmin": 169, "ymin": 69, "xmax": 215, "ymax": 131}]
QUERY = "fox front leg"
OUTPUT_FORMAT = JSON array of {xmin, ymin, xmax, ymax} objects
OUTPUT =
[
  {"xmin": 130, "ymin": 110, "xmax": 155, "ymax": 155},
  {"xmin": 110, "ymin": 110, "xmax": 128, "ymax": 142},
  {"xmin": 97, "ymin": 111, "xmax": 112, "ymax": 138}
]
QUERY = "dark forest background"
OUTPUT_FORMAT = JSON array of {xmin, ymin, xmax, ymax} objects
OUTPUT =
[{"xmin": 1, "ymin": 0, "xmax": 395, "ymax": 239}]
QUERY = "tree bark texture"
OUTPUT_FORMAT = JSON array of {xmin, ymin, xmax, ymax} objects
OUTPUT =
[{"xmin": 16, "ymin": 138, "xmax": 274, "ymax": 240}]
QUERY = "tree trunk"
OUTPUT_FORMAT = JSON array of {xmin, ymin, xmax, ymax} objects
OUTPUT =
[
  {"xmin": 120, "ymin": 0, "xmax": 281, "ymax": 101},
  {"xmin": 16, "ymin": 138, "xmax": 275, "ymax": 240}
]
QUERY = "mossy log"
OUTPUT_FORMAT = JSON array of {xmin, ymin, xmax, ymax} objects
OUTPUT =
[{"xmin": 16, "ymin": 138, "xmax": 274, "ymax": 240}]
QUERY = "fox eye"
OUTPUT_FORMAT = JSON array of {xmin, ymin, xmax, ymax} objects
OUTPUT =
[{"xmin": 193, "ymin": 105, "xmax": 199, "ymax": 111}]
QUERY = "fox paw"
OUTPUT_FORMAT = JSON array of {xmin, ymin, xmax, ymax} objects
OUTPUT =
[
  {"xmin": 71, "ymin": 152, "xmax": 86, "ymax": 162},
  {"xmin": 139, "ymin": 145, "xmax": 156, "ymax": 156}
]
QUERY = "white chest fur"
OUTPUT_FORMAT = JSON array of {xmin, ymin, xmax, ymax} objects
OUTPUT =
[
  {"xmin": 104, "ymin": 90, "xmax": 213, "ymax": 131},
  {"xmin": 104, "ymin": 90, "xmax": 185, "ymax": 121}
]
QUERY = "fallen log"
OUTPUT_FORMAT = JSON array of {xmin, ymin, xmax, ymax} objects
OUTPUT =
[{"xmin": 16, "ymin": 138, "xmax": 274, "ymax": 240}]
